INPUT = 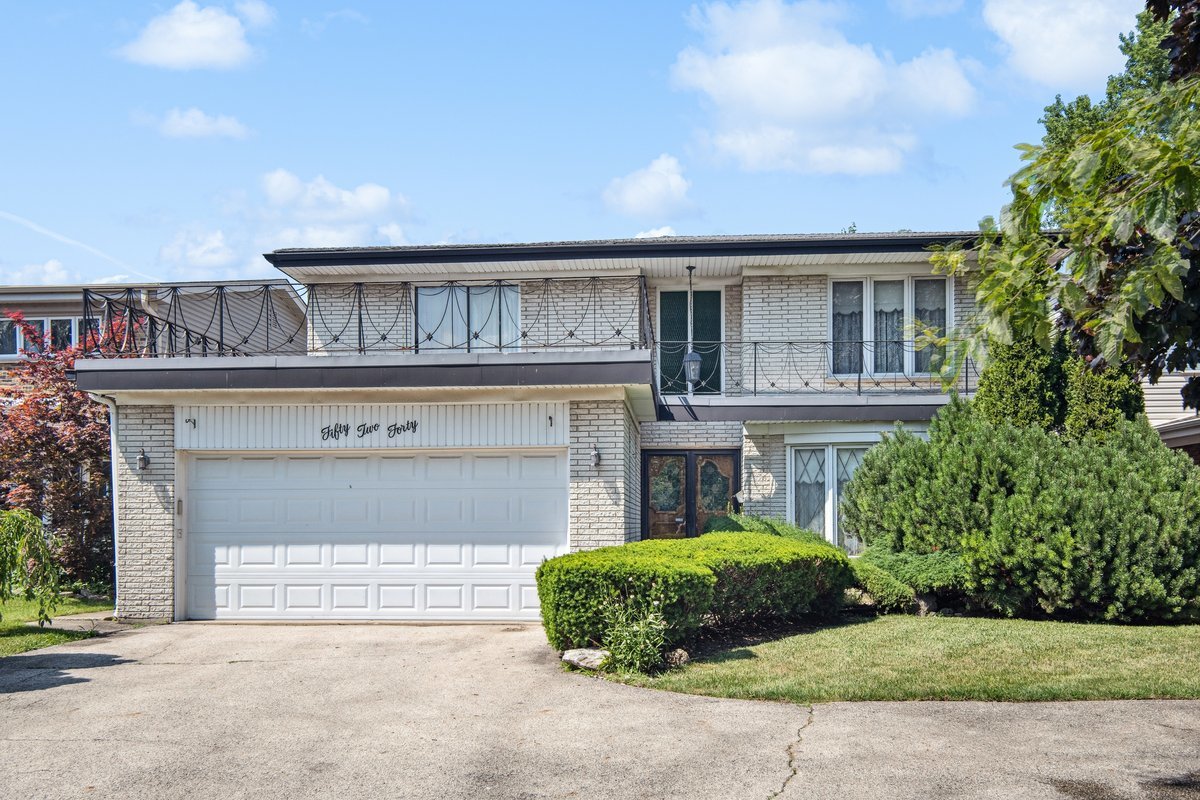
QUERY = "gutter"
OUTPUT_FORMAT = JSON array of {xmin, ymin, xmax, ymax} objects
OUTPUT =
[{"xmin": 89, "ymin": 393, "xmax": 120, "ymax": 620}]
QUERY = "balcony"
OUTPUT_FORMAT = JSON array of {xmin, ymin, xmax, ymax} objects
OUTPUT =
[
  {"xmin": 656, "ymin": 340, "xmax": 976, "ymax": 396},
  {"xmin": 80, "ymin": 277, "xmax": 652, "ymax": 358},
  {"xmin": 77, "ymin": 281, "xmax": 973, "ymax": 401}
]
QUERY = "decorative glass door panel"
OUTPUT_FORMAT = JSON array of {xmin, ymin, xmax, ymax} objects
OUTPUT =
[
  {"xmin": 646, "ymin": 454, "xmax": 687, "ymax": 539},
  {"xmin": 695, "ymin": 454, "xmax": 736, "ymax": 535},
  {"xmin": 643, "ymin": 450, "xmax": 739, "ymax": 539}
]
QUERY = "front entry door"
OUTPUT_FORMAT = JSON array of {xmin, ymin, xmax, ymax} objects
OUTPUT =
[{"xmin": 643, "ymin": 450, "xmax": 740, "ymax": 539}]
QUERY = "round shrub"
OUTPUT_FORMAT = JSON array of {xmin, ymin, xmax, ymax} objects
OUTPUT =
[
  {"xmin": 703, "ymin": 512, "xmax": 826, "ymax": 545},
  {"xmin": 842, "ymin": 399, "xmax": 1200, "ymax": 622},
  {"xmin": 974, "ymin": 337, "xmax": 1066, "ymax": 430},
  {"xmin": 535, "ymin": 532, "xmax": 852, "ymax": 649}
]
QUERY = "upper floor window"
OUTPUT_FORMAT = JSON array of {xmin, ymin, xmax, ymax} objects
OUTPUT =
[
  {"xmin": 658, "ymin": 288, "xmax": 722, "ymax": 395},
  {"xmin": 415, "ymin": 284, "xmax": 519, "ymax": 352},
  {"xmin": 830, "ymin": 277, "xmax": 947, "ymax": 375},
  {"xmin": 0, "ymin": 316, "xmax": 78, "ymax": 357}
]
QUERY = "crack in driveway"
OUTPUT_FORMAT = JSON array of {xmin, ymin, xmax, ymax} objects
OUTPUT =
[{"xmin": 769, "ymin": 704, "xmax": 814, "ymax": 799}]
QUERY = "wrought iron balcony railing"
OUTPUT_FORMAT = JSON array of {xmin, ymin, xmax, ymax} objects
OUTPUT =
[
  {"xmin": 656, "ymin": 340, "xmax": 976, "ymax": 396},
  {"xmin": 80, "ymin": 276, "xmax": 654, "ymax": 358}
]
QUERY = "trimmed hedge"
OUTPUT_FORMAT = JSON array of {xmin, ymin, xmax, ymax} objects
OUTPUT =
[
  {"xmin": 536, "ymin": 532, "xmax": 852, "ymax": 650},
  {"xmin": 703, "ymin": 512, "xmax": 826, "ymax": 545},
  {"xmin": 849, "ymin": 560, "xmax": 915, "ymax": 613}
]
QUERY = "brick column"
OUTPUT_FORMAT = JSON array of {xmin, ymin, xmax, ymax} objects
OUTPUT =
[
  {"xmin": 568, "ymin": 400, "xmax": 640, "ymax": 549},
  {"xmin": 114, "ymin": 405, "xmax": 176, "ymax": 620}
]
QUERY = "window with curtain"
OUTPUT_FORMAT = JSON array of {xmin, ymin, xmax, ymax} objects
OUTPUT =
[
  {"xmin": 831, "ymin": 281, "xmax": 863, "ymax": 375},
  {"xmin": 873, "ymin": 280, "xmax": 904, "ymax": 373},
  {"xmin": 793, "ymin": 448, "xmax": 826, "ymax": 535},
  {"xmin": 792, "ymin": 444, "xmax": 870, "ymax": 554},
  {"xmin": 22, "ymin": 319, "xmax": 46, "ymax": 352},
  {"xmin": 835, "ymin": 447, "xmax": 868, "ymax": 555},
  {"xmin": 914, "ymin": 278, "xmax": 947, "ymax": 373},
  {"xmin": 829, "ymin": 277, "xmax": 949, "ymax": 375},
  {"xmin": 415, "ymin": 284, "xmax": 519, "ymax": 352}
]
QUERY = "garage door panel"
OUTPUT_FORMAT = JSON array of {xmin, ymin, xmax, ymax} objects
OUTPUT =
[{"xmin": 186, "ymin": 449, "xmax": 566, "ymax": 620}]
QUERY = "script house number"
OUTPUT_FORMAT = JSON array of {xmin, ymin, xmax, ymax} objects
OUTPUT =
[{"xmin": 320, "ymin": 419, "xmax": 419, "ymax": 441}]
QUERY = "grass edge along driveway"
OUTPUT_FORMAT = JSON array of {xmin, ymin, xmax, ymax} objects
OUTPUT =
[
  {"xmin": 0, "ymin": 596, "xmax": 114, "ymax": 658},
  {"xmin": 626, "ymin": 615, "xmax": 1200, "ymax": 703}
]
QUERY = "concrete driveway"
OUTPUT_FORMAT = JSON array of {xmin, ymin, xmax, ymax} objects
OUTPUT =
[{"xmin": 0, "ymin": 624, "xmax": 1197, "ymax": 800}]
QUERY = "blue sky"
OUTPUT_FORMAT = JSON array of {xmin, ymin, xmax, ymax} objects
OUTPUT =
[{"xmin": 0, "ymin": 0, "xmax": 1144, "ymax": 284}]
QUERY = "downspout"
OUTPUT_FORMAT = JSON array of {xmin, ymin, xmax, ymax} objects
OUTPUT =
[{"xmin": 89, "ymin": 393, "xmax": 120, "ymax": 619}]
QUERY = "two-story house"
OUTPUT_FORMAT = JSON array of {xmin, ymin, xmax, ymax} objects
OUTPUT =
[{"xmin": 72, "ymin": 232, "xmax": 980, "ymax": 622}]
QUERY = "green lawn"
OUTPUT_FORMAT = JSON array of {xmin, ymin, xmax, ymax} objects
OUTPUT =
[
  {"xmin": 0, "ymin": 596, "xmax": 114, "ymax": 658},
  {"xmin": 627, "ymin": 615, "xmax": 1200, "ymax": 703}
]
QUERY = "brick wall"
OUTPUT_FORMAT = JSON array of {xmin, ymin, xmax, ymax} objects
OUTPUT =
[
  {"xmin": 307, "ymin": 279, "xmax": 644, "ymax": 355},
  {"xmin": 308, "ymin": 283, "xmax": 413, "ymax": 354},
  {"xmin": 724, "ymin": 283, "xmax": 743, "ymax": 395},
  {"xmin": 640, "ymin": 421, "xmax": 743, "ymax": 449},
  {"xmin": 742, "ymin": 431, "xmax": 786, "ymax": 520},
  {"xmin": 742, "ymin": 275, "xmax": 827, "ymax": 393},
  {"xmin": 568, "ymin": 399, "xmax": 641, "ymax": 549},
  {"xmin": 115, "ymin": 405, "xmax": 176, "ymax": 620}
]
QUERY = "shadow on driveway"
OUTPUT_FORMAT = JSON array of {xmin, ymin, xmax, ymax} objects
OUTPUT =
[{"xmin": 0, "ymin": 651, "xmax": 133, "ymax": 694}]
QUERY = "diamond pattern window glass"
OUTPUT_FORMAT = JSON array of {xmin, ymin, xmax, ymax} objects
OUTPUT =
[
  {"xmin": 835, "ymin": 447, "xmax": 868, "ymax": 555},
  {"xmin": 792, "ymin": 448, "xmax": 826, "ymax": 535}
]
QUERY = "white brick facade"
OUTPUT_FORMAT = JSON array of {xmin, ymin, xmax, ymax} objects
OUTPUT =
[
  {"xmin": 568, "ymin": 399, "xmax": 641, "ymax": 549},
  {"xmin": 742, "ymin": 431, "xmax": 787, "ymax": 520},
  {"xmin": 115, "ymin": 405, "xmax": 176, "ymax": 620},
  {"xmin": 640, "ymin": 421, "xmax": 743, "ymax": 449}
]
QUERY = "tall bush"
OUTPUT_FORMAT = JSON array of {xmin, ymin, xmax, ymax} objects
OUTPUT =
[
  {"xmin": 842, "ymin": 400, "xmax": 1200, "ymax": 622},
  {"xmin": 1063, "ymin": 357, "xmax": 1145, "ymax": 438},
  {"xmin": 974, "ymin": 337, "xmax": 1066, "ymax": 430}
]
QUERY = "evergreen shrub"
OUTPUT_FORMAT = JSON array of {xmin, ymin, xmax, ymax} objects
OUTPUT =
[{"xmin": 842, "ymin": 399, "xmax": 1200, "ymax": 622}]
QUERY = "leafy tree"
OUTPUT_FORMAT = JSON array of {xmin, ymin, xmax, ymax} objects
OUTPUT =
[
  {"xmin": 932, "ymin": 1, "xmax": 1200, "ymax": 408},
  {"xmin": 0, "ymin": 313, "xmax": 114, "ymax": 587},
  {"xmin": 0, "ymin": 509, "xmax": 61, "ymax": 624}
]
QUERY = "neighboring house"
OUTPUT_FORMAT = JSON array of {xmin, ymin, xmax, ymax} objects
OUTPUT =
[
  {"xmin": 73, "ymin": 232, "xmax": 981, "ymax": 622},
  {"xmin": 1143, "ymin": 373, "xmax": 1200, "ymax": 464},
  {"xmin": 2, "ymin": 281, "xmax": 306, "ymax": 371}
]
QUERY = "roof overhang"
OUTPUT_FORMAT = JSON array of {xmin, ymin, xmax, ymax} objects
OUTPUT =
[
  {"xmin": 1156, "ymin": 414, "xmax": 1200, "ymax": 448},
  {"xmin": 264, "ymin": 233, "xmax": 981, "ymax": 282},
  {"xmin": 658, "ymin": 393, "xmax": 951, "ymax": 423},
  {"xmin": 74, "ymin": 350, "xmax": 656, "ymax": 417}
]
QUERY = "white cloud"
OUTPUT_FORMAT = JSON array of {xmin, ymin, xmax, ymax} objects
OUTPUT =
[
  {"xmin": 118, "ymin": 1, "xmax": 262, "ymax": 70},
  {"xmin": 982, "ymin": 0, "xmax": 1141, "ymax": 88},
  {"xmin": 262, "ymin": 169, "xmax": 400, "ymax": 222},
  {"xmin": 671, "ymin": 0, "xmax": 976, "ymax": 174},
  {"xmin": 887, "ymin": 0, "xmax": 963, "ymax": 17},
  {"xmin": 234, "ymin": 0, "xmax": 276, "ymax": 28},
  {"xmin": 10, "ymin": 259, "xmax": 78, "ymax": 285},
  {"xmin": 603, "ymin": 155, "xmax": 692, "ymax": 218},
  {"xmin": 635, "ymin": 226, "xmax": 678, "ymax": 238},
  {"xmin": 159, "ymin": 228, "xmax": 238, "ymax": 269},
  {"xmin": 377, "ymin": 223, "xmax": 407, "ymax": 245},
  {"xmin": 154, "ymin": 107, "xmax": 250, "ymax": 139}
]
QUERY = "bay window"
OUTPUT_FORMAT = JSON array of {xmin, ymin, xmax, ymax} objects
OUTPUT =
[{"xmin": 829, "ymin": 277, "xmax": 948, "ymax": 375}]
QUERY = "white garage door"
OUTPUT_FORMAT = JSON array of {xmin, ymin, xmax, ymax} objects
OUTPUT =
[{"xmin": 184, "ymin": 450, "xmax": 568, "ymax": 620}]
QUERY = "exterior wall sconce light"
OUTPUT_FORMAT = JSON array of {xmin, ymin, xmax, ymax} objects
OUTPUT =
[
  {"xmin": 590, "ymin": 445, "xmax": 601, "ymax": 468},
  {"xmin": 137, "ymin": 449, "xmax": 150, "ymax": 471}
]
